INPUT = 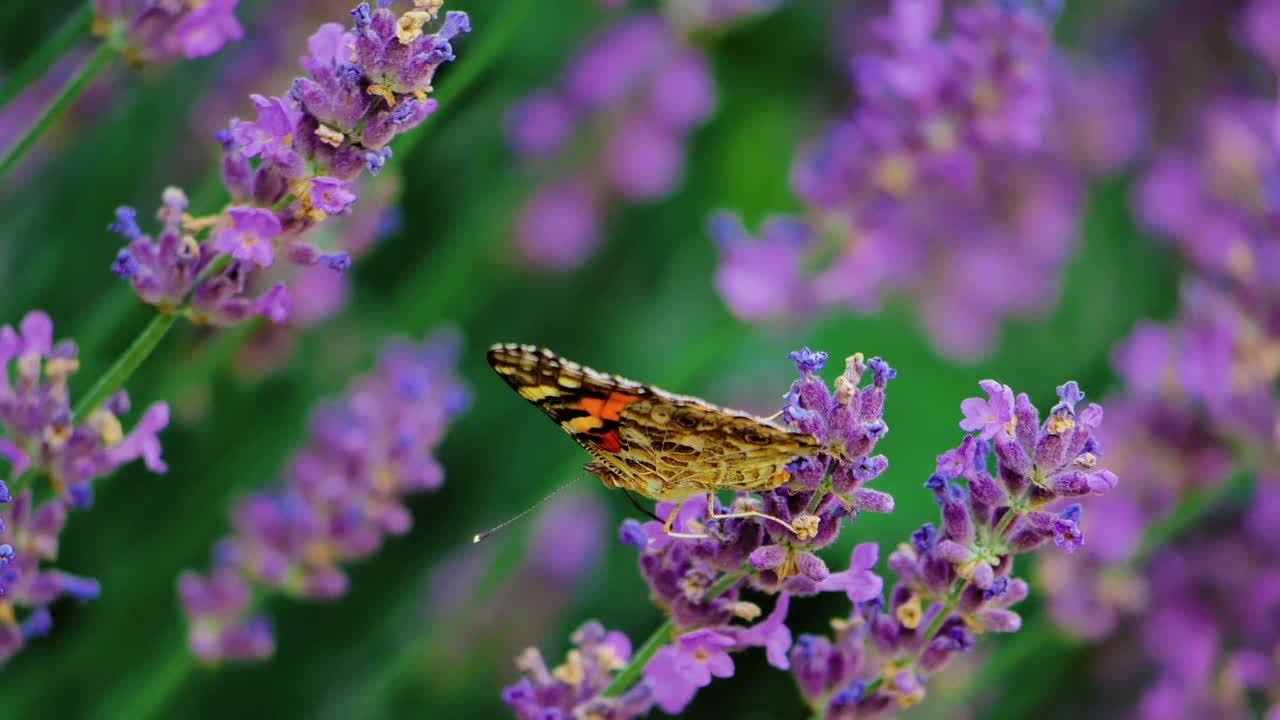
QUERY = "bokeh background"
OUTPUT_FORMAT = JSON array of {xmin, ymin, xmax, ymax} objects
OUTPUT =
[{"xmin": 0, "ymin": 0, "xmax": 1264, "ymax": 718}]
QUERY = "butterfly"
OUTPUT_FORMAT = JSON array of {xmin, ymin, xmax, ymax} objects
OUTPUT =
[{"xmin": 487, "ymin": 343, "xmax": 824, "ymax": 538}]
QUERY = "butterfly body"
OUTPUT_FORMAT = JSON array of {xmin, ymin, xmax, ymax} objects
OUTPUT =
[{"xmin": 487, "ymin": 343, "xmax": 822, "ymax": 503}]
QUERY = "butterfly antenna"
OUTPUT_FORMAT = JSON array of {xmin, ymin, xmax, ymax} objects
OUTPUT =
[
  {"xmin": 472, "ymin": 474, "xmax": 583, "ymax": 544},
  {"xmin": 622, "ymin": 489, "xmax": 662, "ymax": 522}
]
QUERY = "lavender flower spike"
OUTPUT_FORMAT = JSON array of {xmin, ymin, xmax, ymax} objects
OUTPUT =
[
  {"xmin": 112, "ymin": 2, "xmax": 471, "ymax": 326},
  {"xmin": 508, "ymin": 347, "xmax": 896, "ymax": 716},
  {"xmin": 178, "ymin": 330, "xmax": 467, "ymax": 663},
  {"xmin": 92, "ymin": 0, "xmax": 244, "ymax": 63},
  {"xmin": 0, "ymin": 310, "xmax": 168, "ymax": 662}
]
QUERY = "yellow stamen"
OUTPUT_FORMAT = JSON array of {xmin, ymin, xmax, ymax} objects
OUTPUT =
[
  {"xmin": 89, "ymin": 409, "xmax": 124, "ymax": 447},
  {"xmin": 182, "ymin": 213, "xmax": 221, "ymax": 233},
  {"xmin": 895, "ymin": 595, "xmax": 923, "ymax": 629},
  {"xmin": 395, "ymin": 10, "xmax": 433, "ymax": 44},
  {"xmin": 373, "ymin": 465, "xmax": 397, "ymax": 494},
  {"xmin": 1046, "ymin": 414, "xmax": 1075, "ymax": 435},
  {"xmin": 44, "ymin": 357, "xmax": 80, "ymax": 377},
  {"xmin": 792, "ymin": 513, "xmax": 820, "ymax": 542},
  {"xmin": 315, "ymin": 124, "xmax": 345, "ymax": 148},
  {"xmin": 873, "ymin": 154, "xmax": 914, "ymax": 196},
  {"xmin": 367, "ymin": 84, "xmax": 397, "ymax": 107},
  {"xmin": 595, "ymin": 644, "xmax": 627, "ymax": 672},
  {"xmin": 730, "ymin": 601, "xmax": 762, "ymax": 621},
  {"xmin": 1004, "ymin": 415, "xmax": 1018, "ymax": 435},
  {"xmin": 179, "ymin": 235, "xmax": 200, "ymax": 259},
  {"xmin": 895, "ymin": 686, "xmax": 926, "ymax": 709},
  {"xmin": 552, "ymin": 649, "xmax": 585, "ymax": 685}
]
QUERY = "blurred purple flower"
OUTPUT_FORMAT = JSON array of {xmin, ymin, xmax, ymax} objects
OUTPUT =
[
  {"xmin": 711, "ymin": 1, "xmax": 1151, "ymax": 360},
  {"xmin": 178, "ymin": 330, "xmax": 467, "ymax": 663},
  {"xmin": 93, "ymin": 0, "xmax": 244, "ymax": 62},
  {"xmin": 507, "ymin": 14, "xmax": 716, "ymax": 270},
  {"xmin": 515, "ymin": 180, "xmax": 602, "ymax": 272},
  {"xmin": 0, "ymin": 311, "xmax": 167, "ymax": 661}
]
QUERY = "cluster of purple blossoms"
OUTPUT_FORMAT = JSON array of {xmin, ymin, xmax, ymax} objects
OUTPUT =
[
  {"xmin": 177, "ymin": 330, "xmax": 467, "ymax": 663},
  {"xmin": 110, "ymin": 1, "xmax": 469, "ymax": 326},
  {"xmin": 503, "ymin": 349, "xmax": 1118, "ymax": 717},
  {"xmin": 0, "ymin": 311, "xmax": 170, "ymax": 662},
  {"xmin": 712, "ymin": 0, "xmax": 1146, "ymax": 359},
  {"xmin": 92, "ymin": 0, "xmax": 244, "ymax": 62},
  {"xmin": 1043, "ymin": 88, "xmax": 1280, "ymax": 644},
  {"xmin": 787, "ymin": 380, "xmax": 1114, "ymax": 716},
  {"xmin": 1239, "ymin": 0, "xmax": 1280, "ymax": 147},
  {"xmin": 1028, "ymin": 5, "xmax": 1280, "ymax": 713},
  {"xmin": 236, "ymin": 178, "xmax": 404, "ymax": 379},
  {"xmin": 507, "ymin": 11, "xmax": 725, "ymax": 271},
  {"xmin": 1130, "ymin": 478, "xmax": 1280, "ymax": 720}
]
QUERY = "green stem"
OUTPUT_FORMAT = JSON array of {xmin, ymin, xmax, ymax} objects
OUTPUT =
[
  {"xmin": 600, "ymin": 569, "xmax": 747, "ymax": 698},
  {"xmin": 0, "ymin": 39, "xmax": 114, "ymax": 178},
  {"xmin": 0, "ymin": 3, "xmax": 94, "ymax": 111},
  {"xmin": 71, "ymin": 313, "xmax": 177, "ymax": 423}
]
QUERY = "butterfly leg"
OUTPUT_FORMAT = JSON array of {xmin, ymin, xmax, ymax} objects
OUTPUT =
[
  {"xmin": 704, "ymin": 492, "xmax": 802, "ymax": 536},
  {"xmin": 662, "ymin": 497, "xmax": 709, "ymax": 539}
]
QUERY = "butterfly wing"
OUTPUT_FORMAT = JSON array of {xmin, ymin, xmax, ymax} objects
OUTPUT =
[{"xmin": 487, "ymin": 343, "xmax": 822, "ymax": 500}]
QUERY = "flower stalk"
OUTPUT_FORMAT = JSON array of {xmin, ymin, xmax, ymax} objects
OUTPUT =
[{"xmin": 0, "ymin": 38, "xmax": 115, "ymax": 178}]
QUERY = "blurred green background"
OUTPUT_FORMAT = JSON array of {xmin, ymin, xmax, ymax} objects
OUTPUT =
[{"xmin": 0, "ymin": 1, "xmax": 1177, "ymax": 717}]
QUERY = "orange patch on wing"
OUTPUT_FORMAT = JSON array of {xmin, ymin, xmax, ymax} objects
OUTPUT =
[{"xmin": 576, "ymin": 392, "xmax": 640, "ymax": 421}]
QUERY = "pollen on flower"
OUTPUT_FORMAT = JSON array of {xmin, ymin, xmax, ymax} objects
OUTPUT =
[
  {"xmin": 395, "ymin": 11, "xmax": 433, "ymax": 44},
  {"xmin": 315, "ymin": 124, "xmax": 345, "ymax": 148},
  {"xmin": 88, "ymin": 410, "xmax": 124, "ymax": 448},
  {"xmin": 1046, "ymin": 414, "xmax": 1075, "ymax": 434},
  {"xmin": 896, "ymin": 595, "xmax": 923, "ymax": 629},
  {"xmin": 792, "ymin": 513, "xmax": 820, "ymax": 541},
  {"xmin": 367, "ymin": 85, "xmax": 397, "ymax": 107},
  {"xmin": 873, "ymin": 154, "xmax": 915, "ymax": 196},
  {"xmin": 552, "ymin": 649, "xmax": 586, "ymax": 685},
  {"xmin": 731, "ymin": 601, "xmax": 762, "ymax": 621}
]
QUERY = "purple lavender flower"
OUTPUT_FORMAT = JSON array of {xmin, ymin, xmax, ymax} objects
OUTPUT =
[
  {"xmin": 112, "ymin": 2, "xmax": 470, "ymax": 326},
  {"xmin": 1135, "ymin": 99, "xmax": 1280, "ymax": 300},
  {"xmin": 504, "ymin": 354, "xmax": 1119, "ymax": 715},
  {"xmin": 503, "ymin": 622, "xmax": 653, "ymax": 720},
  {"xmin": 644, "ymin": 629, "xmax": 736, "ymax": 712},
  {"xmin": 177, "ymin": 330, "xmax": 467, "ymax": 663},
  {"xmin": 92, "ymin": 0, "xmax": 244, "ymax": 62},
  {"xmin": 507, "ymin": 14, "xmax": 715, "ymax": 270},
  {"xmin": 0, "ymin": 311, "xmax": 170, "ymax": 506},
  {"xmin": 709, "ymin": 0, "xmax": 1152, "ymax": 360},
  {"xmin": 958, "ymin": 379, "xmax": 1014, "ymax": 440},
  {"xmin": 0, "ymin": 311, "xmax": 167, "ymax": 661},
  {"xmin": 510, "ymin": 347, "xmax": 896, "ymax": 715},
  {"xmin": 820, "ymin": 543, "xmax": 883, "ymax": 602},
  {"xmin": 214, "ymin": 207, "xmax": 283, "ymax": 268},
  {"xmin": 514, "ymin": 180, "xmax": 602, "ymax": 272}
]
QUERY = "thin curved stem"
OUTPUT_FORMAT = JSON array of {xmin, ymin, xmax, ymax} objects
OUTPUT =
[
  {"xmin": 0, "ymin": 39, "xmax": 114, "ymax": 179},
  {"xmin": 71, "ymin": 313, "xmax": 177, "ymax": 423},
  {"xmin": 0, "ymin": 3, "xmax": 94, "ymax": 111}
]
